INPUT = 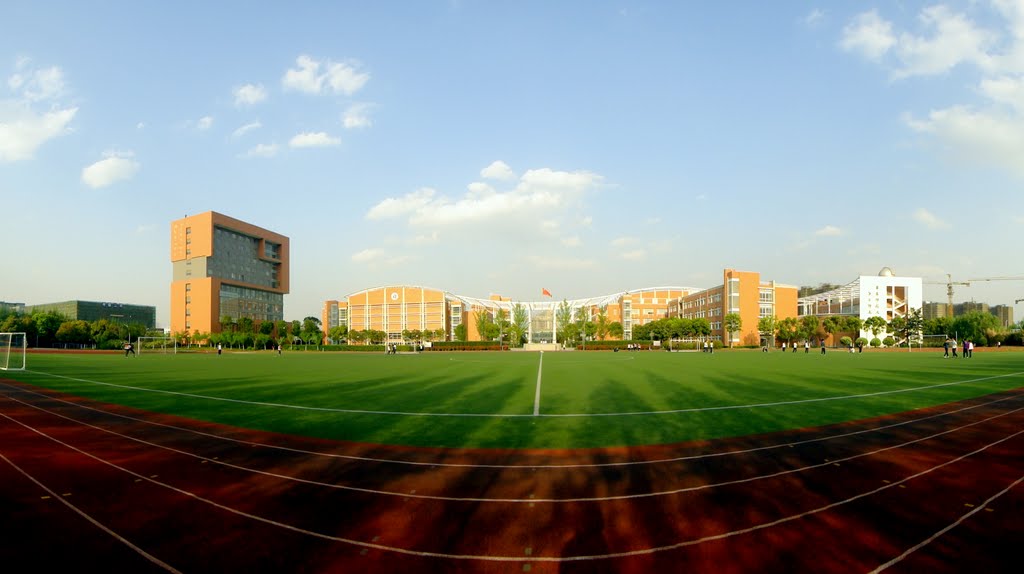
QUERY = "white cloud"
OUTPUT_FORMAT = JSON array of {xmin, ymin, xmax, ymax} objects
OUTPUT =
[
  {"xmin": 351, "ymin": 248, "xmax": 382, "ymax": 263},
  {"xmin": 1, "ymin": 60, "xmax": 76, "ymax": 162},
  {"xmin": 620, "ymin": 249, "xmax": 647, "ymax": 261},
  {"xmin": 342, "ymin": 103, "xmax": 373, "ymax": 128},
  {"xmin": 815, "ymin": 225, "xmax": 842, "ymax": 236},
  {"xmin": 365, "ymin": 167, "xmax": 604, "ymax": 229},
  {"xmin": 523, "ymin": 255, "xmax": 597, "ymax": 270},
  {"xmin": 350, "ymin": 247, "xmax": 412, "ymax": 266},
  {"xmin": 841, "ymin": 10, "xmax": 895, "ymax": 61},
  {"xmin": 196, "ymin": 116, "xmax": 214, "ymax": 130},
  {"xmin": 233, "ymin": 83, "xmax": 267, "ymax": 107},
  {"xmin": 81, "ymin": 151, "xmax": 140, "ymax": 189},
  {"xmin": 980, "ymin": 75, "xmax": 1024, "ymax": 113},
  {"xmin": 611, "ymin": 236, "xmax": 638, "ymax": 247},
  {"xmin": 905, "ymin": 105, "xmax": 1024, "ymax": 176},
  {"xmin": 231, "ymin": 121, "xmax": 262, "ymax": 139},
  {"xmin": 289, "ymin": 131, "xmax": 341, "ymax": 148},
  {"xmin": 9, "ymin": 64, "xmax": 65, "ymax": 101},
  {"xmin": 579, "ymin": 215, "xmax": 593, "ymax": 227},
  {"xmin": 913, "ymin": 208, "xmax": 951, "ymax": 230},
  {"xmin": 136, "ymin": 122, "xmax": 145, "ymax": 130},
  {"xmin": 240, "ymin": 143, "xmax": 279, "ymax": 158},
  {"xmin": 282, "ymin": 54, "xmax": 369, "ymax": 96},
  {"xmin": 0, "ymin": 100, "xmax": 77, "ymax": 162},
  {"xmin": 367, "ymin": 188, "xmax": 438, "ymax": 220},
  {"xmin": 804, "ymin": 9, "xmax": 825, "ymax": 28},
  {"xmin": 891, "ymin": 6, "xmax": 995, "ymax": 79},
  {"xmin": 481, "ymin": 160, "xmax": 515, "ymax": 181},
  {"xmin": 561, "ymin": 236, "xmax": 582, "ymax": 247}
]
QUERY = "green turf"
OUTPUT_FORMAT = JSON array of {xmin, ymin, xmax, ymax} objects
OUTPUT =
[{"xmin": 3, "ymin": 349, "xmax": 1023, "ymax": 449}]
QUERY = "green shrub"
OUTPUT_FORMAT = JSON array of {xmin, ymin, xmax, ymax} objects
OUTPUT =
[
  {"xmin": 882, "ymin": 336, "xmax": 895, "ymax": 347},
  {"xmin": 870, "ymin": 338, "xmax": 882, "ymax": 347},
  {"xmin": 839, "ymin": 336, "xmax": 852, "ymax": 347},
  {"xmin": 855, "ymin": 337, "xmax": 868, "ymax": 347}
]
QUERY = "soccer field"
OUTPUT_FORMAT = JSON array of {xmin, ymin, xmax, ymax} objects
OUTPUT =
[{"xmin": 5, "ymin": 349, "xmax": 1024, "ymax": 448}]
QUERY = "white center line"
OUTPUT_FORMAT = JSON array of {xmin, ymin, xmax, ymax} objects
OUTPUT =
[{"xmin": 533, "ymin": 352, "xmax": 543, "ymax": 416}]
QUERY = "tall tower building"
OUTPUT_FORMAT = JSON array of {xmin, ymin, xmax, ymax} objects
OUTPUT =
[{"xmin": 170, "ymin": 212, "xmax": 289, "ymax": 335}]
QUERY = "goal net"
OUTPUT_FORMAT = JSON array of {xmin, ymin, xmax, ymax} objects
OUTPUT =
[
  {"xmin": 136, "ymin": 337, "xmax": 177, "ymax": 355},
  {"xmin": 1, "ymin": 332, "xmax": 27, "ymax": 371}
]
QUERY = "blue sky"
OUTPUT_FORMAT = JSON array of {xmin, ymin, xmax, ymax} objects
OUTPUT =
[{"xmin": 3, "ymin": 1, "xmax": 1023, "ymax": 329}]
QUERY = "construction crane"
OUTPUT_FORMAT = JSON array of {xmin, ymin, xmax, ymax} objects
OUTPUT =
[{"xmin": 924, "ymin": 274, "xmax": 971, "ymax": 309}]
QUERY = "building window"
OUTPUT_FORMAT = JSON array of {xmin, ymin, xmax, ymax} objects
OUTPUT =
[
  {"xmin": 185, "ymin": 283, "xmax": 191, "ymax": 291},
  {"xmin": 186, "ymin": 227, "xmax": 191, "ymax": 235}
]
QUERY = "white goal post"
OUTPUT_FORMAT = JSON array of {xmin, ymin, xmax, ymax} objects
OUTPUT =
[
  {"xmin": 1, "ymin": 332, "xmax": 27, "ymax": 371},
  {"xmin": 136, "ymin": 336, "xmax": 177, "ymax": 355}
]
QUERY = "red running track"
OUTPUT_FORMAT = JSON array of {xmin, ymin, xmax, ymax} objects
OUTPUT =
[{"xmin": 1, "ymin": 379, "xmax": 1022, "ymax": 573}]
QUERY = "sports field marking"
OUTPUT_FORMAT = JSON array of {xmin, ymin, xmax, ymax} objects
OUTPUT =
[
  {"xmin": 533, "ymin": 352, "xmax": 543, "ymax": 416},
  {"xmin": 1, "ymin": 408, "xmax": 1020, "ymax": 563},
  {"xmin": 870, "ymin": 473, "xmax": 1024, "ymax": 573},
  {"xmin": 0, "ymin": 451, "xmax": 182, "ymax": 573},
  {"xmin": 2, "ymin": 380, "xmax": 1019, "ymax": 471},
  {"xmin": 2, "ymin": 388, "xmax": 1020, "ymax": 504},
  {"xmin": 21, "ymin": 368, "xmax": 1024, "ymax": 418}
]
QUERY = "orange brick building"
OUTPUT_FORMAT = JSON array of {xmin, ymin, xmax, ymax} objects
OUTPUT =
[
  {"xmin": 170, "ymin": 212, "xmax": 289, "ymax": 336},
  {"xmin": 668, "ymin": 269, "xmax": 797, "ymax": 346}
]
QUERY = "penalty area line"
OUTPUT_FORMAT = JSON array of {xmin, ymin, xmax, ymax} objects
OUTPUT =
[{"xmin": 533, "ymin": 352, "xmax": 543, "ymax": 416}]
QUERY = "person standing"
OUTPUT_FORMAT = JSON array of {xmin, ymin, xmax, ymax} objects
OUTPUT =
[
  {"xmin": 217, "ymin": 342, "xmax": 222, "ymax": 356},
  {"xmin": 951, "ymin": 339, "xmax": 957, "ymax": 358},
  {"xmin": 820, "ymin": 339, "xmax": 826, "ymax": 355},
  {"xmin": 804, "ymin": 340, "xmax": 810, "ymax": 353},
  {"xmin": 943, "ymin": 338, "xmax": 950, "ymax": 358},
  {"xmin": 963, "ymin": 339, "xmax": 969, "ymax": 359}
]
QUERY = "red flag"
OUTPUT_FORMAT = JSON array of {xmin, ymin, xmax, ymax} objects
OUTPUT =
[{"xmin": 542, "ymin": 288, "xmax": 552, "ymax": 297}]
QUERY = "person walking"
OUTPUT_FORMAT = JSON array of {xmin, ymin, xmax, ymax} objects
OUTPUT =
[
  {"xmin": 943, "ymin": 338, "xmax": 950, "ymax": 358},
  {"xmin": 804, "ymin": 340, "xmax": 810, "ymax": 353},
  {"xmin": 217, "ymin": 343, "xmax": 222, "ymax": 356},
  {"xmin": 951, "ymin": 339, "xmax": 958, "ymax": 358}
]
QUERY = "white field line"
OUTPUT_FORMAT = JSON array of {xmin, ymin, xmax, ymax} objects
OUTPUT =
[
  {"xmin": 21, "ymin": 369, "xmax": 1024, "ymax": 419},
  {"xmin": 0, "ymin": 451, "xmax": 182, "ymax": 573},
  {"xmin": 533, "ymin": 352, "xmax": 543, "ymax": 416},
  {"xmin": 1, "ymin": 410, "xmax": 1021, "ymax": 563},
  {"xmin": 1, "ymin": 381, "xmax": 1020, "ymax": 471},
  {"xmin": 2, "ymin": 390, "xmax": 1021, "ymax": 504},
  {"xmin": 870, "ymin": 473, "xmax": 1024, "ymax": 573}
]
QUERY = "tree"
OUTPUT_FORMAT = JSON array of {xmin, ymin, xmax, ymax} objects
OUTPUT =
[
  {"xmin": 595, "ymin": 306, "xmax": 609, "ymax": 341},
  {"xmin": 777, "ymin": 317, "xmax": 800, "ymax": 344},
  {"xmin": 691, "ymin": 318, "xmax": 711, "ymax": 340},
  {"xmin": 328, "ymin": 325, "xmax": 348, "ymax": 344},
  {"xmin": 56, "ymin": 320, "xmax": 91, "ymax": 346},
  {"xmin": 822, "ymin": 316, "xmax": 844, "ymax": 345},
  {"xmin": 723, "ymin": 313, "xmax": 742, "ymax": 348},
  {"xmin": 34, "ymin": 311, "xmax": 65, "ymax": 347},
  {"xmin": 574, "ymin": 306, "xmax": 592, "ymax": 349},
  {"xmin": 799, "ymin": 315, "xmax": 821, "ymax": 343},
  {"xmin": 758, "ymin": 315, "xmax": 778, "ymax": 348},
  {"xmin": 608, "ymin": 321, "xmax": 624, "ymax": 340},
  {"xmin": 237, "ymin": 317, "xmax": 255, "ymax": 333},
  {"xmin": 453, "ymin": 323, "xmax": 467, "ymax": 342},
  {"xmin": 220, "ymin": 315, "xmax": 236, "ymax": 333},
  {"xmin": 555, "ymin": 300, "xmax": 574, "ymax": 344},
  {"xmin": 474, "ymin": 310, "xmax": 494, "ymax": 342},
  {"xmin": 510, "ymin": 303, "xmax": 529, "ymax": 348},
  {"xmin": 863, "ymin": 316, "xmax": 888, "ymax": 338},
  {"xmin": 844, "ymin": 316, "xmax": 863, "ymax": 336}
]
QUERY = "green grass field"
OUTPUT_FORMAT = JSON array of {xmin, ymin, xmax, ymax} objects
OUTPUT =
[{"xmin": 5, "ymin": 349, "xmax": 1024, "ymax": 449}]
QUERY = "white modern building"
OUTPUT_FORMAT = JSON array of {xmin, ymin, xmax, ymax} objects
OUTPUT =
[{"xmin": 797, "ymin": 267, "xmax": 923, "ymax": 342}]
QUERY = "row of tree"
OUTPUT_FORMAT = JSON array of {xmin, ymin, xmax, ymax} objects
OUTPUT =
[{"xmin": 0, "ymin": 310, "xmax": 150, "ymax": 349}]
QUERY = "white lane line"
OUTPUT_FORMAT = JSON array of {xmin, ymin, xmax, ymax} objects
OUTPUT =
[
  {"xmin": 871, "ymin": 473, "xmax": 1024, "ymax": 573},
  {"xmin": 2, "ymin": 381, "xmax": 1021, "ymax": 471},
  {"xmin": 22, "ymin": 369, "xmax": 1024, "ymax": 419},
  {"xmin": 0, "ymin": 451, "xmax": 182, "ymax": 573},
  {"xmin": 1, "ymin": 410, "xmax": 1021, "ymax": 563},
  {"xmin": 533, "ymin": 353, "xmax": 543, "ymax": 416},
  {"xmin": 3, "ymin": 390, "xmax": 1021, "ymax": 504}
]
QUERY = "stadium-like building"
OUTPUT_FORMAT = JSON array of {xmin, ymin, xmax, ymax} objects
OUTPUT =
[
  {"xmin": 322, "ymin": 269, "xmax": 804, "ymax": 345},
  {"xmin": 796, "ymin": 267, "xmax": 923, "ymax": 343}
]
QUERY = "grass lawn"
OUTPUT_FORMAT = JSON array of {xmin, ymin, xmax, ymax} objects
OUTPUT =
[{"xmin": 4, "ymin": 348, "xmax": 1023, "ymax": 449}]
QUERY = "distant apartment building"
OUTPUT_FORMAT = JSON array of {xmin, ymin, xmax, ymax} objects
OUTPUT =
[
  {"xmin": 954, "ymin": 301, "xmax": 990, "ymax": 315},
  {"xmin": 668, "ymin": 269, "xmax": 798, "ymax": 345},
  {"xmin": 991, "ymin": 305, "xmax": 1015, "ymax": 328},
  {"xmin": 170, "ymin": 211, "xmax": 289, "ymax": 335},
  {"xmin": 922, "ymin": 301, "xmax": 952, "ymax": 321},
  {"xmin": 23, "ymin": 300, "xmax": 156, "ymax": 328},
  {"xmin": 0, "ymin": 301, "xmax": 26, "ymax": 314}
]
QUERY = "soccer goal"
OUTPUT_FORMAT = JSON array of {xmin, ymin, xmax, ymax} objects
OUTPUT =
[
  {"xmin": 136, "ymin": 336, "xmax": 177, "ymax": 355},
  {"xmin": 1, "ymin": 332, "xmax": 27, "ymax": 371}
]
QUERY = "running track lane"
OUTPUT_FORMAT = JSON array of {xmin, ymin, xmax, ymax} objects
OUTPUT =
[{"xmin": 1, "ymin": 381, "xmax": 1022, "ymax": 573}]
